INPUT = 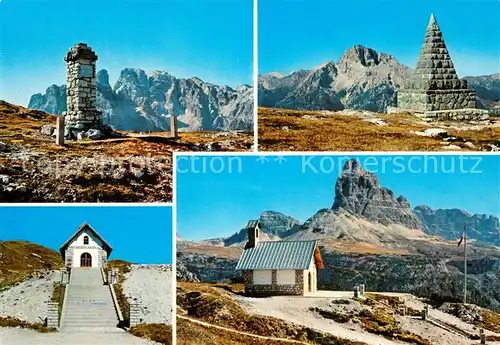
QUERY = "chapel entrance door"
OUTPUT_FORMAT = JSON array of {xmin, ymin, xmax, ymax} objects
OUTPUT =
[{"xmin": 80, "ymin": 253, "xmax": 92, "ymax": 267}]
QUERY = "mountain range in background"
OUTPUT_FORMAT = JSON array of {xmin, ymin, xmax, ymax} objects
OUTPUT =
[
  {"xmin": 221, "ymin": 159, "xmax": 500, "ymax": 248},
  {"xmin": 178, "ymin": 159, "xmax": 500, "ymax": 310},
  {"xmin": 28, "ymin": 69, "xmax": 253, "ymax": 132},
  {"xmin": 258, "ymin": 45, "xmax": 500, "ymax": 113}
]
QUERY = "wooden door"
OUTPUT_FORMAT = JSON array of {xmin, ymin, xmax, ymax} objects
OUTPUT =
[{"xmin": 80, "ymin": 253, "xmax": 92, "ymax": 267}]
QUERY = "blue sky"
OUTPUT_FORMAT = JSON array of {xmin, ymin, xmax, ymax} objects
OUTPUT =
[
  {"xmin": 0, "ymin": 206, "xmax": 173, "ymax": 264},
  {"xmin": 0, "ymin": 0, "xmax": 253, "ymax": 106},
  {"xmin": 259, "ymin": 0, "xmax": 500, "ymax": 77},
  {"xmin": 176, "ymin": 155, "xmax": 500, "ymax": 240}
]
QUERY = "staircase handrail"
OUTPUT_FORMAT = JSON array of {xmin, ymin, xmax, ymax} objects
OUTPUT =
[{"xmin": 103, "ymin": 266, "xmax": 125, "ymax": 325}]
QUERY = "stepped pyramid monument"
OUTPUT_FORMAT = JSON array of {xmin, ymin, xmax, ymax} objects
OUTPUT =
[{"xmin": 394, "ymin": 14, "xmax": 489, "ymax": 121}]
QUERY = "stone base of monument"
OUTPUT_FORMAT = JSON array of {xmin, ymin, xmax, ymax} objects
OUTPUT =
[
  {"xmin": 387, "ymin": 106, "xmax": 490, "ymax": 122},
  {"xmin": 421, "ymin": 108, "xmax": 490, "ymax": 122},
  {"xmin": 63, "ymin": 121, "xmax": 123, "ymax": 141}
]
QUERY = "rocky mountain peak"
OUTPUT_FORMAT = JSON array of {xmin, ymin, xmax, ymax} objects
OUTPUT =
[
  {"xmin": 96, "ymin": 69, "xmax": 110, "ymax": 87},
  {"xmin": 223, "ymin": 210, "xmax": 301, "ymax": 246},
  {"xmin": 339, "ymin": 45, "xmax": 380, "ymax": 69},
  {"xmin": 332, "ymin": 159, "xmax": 421, "ymax": 229}
]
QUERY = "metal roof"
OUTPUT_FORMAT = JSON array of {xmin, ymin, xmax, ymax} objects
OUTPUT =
[
  {"xmin": 236, "ymin": 240, "xmax": 317, "ymax": 270},
  {"xmin": 246, "ymin": 220, "xmax": 260, "ymax": 229}
]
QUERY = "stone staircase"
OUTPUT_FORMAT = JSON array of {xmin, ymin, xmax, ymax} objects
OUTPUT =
[{"xmin": 60, "ymin": 267, "xmax": 120, "ymax": 332}]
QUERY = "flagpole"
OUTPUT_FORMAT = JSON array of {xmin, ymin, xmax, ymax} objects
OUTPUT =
[{"xmin": 464, "ymin": 222, "xmax": 467, "ymax": 304}]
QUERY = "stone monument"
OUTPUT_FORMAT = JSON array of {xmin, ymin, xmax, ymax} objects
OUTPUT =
[
  {"xmin": 62, "ymin": 43, "xmax": 104, "ymax": 139},
  {"xmin": 393, "ymin": 14, "xmax": 489, "ymax": 121}
]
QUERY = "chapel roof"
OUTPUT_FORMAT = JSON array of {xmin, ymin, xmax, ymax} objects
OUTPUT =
[
  {"xmin": 236, "ymin": 240, "xmax": 323, "ymax": 270},
  {"xmin": 60, "ymin": 222, "xmax": 113, "ymax": 258}
]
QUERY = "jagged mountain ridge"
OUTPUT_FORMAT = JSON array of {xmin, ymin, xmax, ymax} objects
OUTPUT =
[
  {"xmin": 28, "ymin": 68, "xmax": 253, "ymax": 131},
  {"xmin": 259, "ymin": 45, "xmax": 498, "ymax": 112},
  {"xmin": 415, "ymin": 205, "xmax": 500, "ymax": 246},
  {"xmin": 217, "ymin": 159, "xmax": 498, "ymax": 247}
]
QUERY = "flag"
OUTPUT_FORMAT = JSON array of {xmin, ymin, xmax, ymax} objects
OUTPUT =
[{"xmin": 457, "ymin": 223, "xmax": 466, "ymax": 247}]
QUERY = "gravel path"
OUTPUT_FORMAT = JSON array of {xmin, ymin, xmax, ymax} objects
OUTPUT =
[
  {"xmin": 0, "ymin": 270, "xmax": 60, "ymax": 323},
  {"xmin": 0, "ymin": 327, "xmax": 160, "ymax": 345},
  {"xmin": 123, "ymin": 264, "xmax": 172, "ymax": 324},
  {"xmin": 236, "ymin": 295, "xmax": 404, "ymax": 345}
]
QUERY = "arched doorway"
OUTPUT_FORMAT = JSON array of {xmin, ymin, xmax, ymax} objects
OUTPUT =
[{"xmin": 80, "ymin": 253, "xmax": 92, "ymax": 267}]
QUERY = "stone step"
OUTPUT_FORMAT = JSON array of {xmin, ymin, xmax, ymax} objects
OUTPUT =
[
  {"xmin": 64, "ymin": 302, "xmax": 115, "ymax": 306},
  {"xmin": 62, "ymin": 322, "xmax": 119, "ymax": 327},
  {"xmin": 63, "ymin": 310, "xmax": 116, "ymax": 315},
  {"xmin": 63, "ymin": 316, "xmax": 118, "ymax": 322},
  {"xmin": 59, "ymin": 327, "xmax": 124, "ymax": 333}
]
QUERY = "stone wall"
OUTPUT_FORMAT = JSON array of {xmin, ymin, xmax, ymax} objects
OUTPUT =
[
  {"xmin": 97, "ymin": 248, "xmax": 108, "ymax": 267},
  {"xmin": 421, "ymin": 108, "xmax": 490, "ymax": 122},
  {"xmin": 46, "ymin": 302, "xmax": 59, "ymax": 328},
  {"xmin": 65, "ymin": 247, "xmax": 74, "ymax": 268},
  {"xmin": 398, "ymin": 89, "xmax": 477, "ymax": 112},
  {"xmin": 243, "ymin": 269, "xmax": 304, "ymax": 296},
  {"xmin": 130, "ymin": 303, "xmax": 142, "ymax": 327}
]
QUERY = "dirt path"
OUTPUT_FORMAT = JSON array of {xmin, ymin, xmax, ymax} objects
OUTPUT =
[
  {"xmin": 177, "ymin": 315, "xmax": 309, "ymax": 344},
  {"xmin": 0, "ymin": 327, "xmax": 160, "ymax": 345}
]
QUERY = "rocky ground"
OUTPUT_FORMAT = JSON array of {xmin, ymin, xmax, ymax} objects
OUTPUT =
[
  {"xmin": 0, "ymin": 101, "xmax": 252, "ymax": 202},
  {"xmin": 0, "ymin": 270, "xmax": 60, "ymax": 323},
  {"xmin": 177, "ymin": 282, "xmax": 500, "ymax": 345},
  {"xmin": 123, "ymin": 265, "xmax": 173, "ymax": 324},
  {"xmin": 258, "ymin": 107, "xmax": 500, "ymax": 151},
  {"xmin": 0, "ymin": 327, "xmax": 161, "ymax": 345}
]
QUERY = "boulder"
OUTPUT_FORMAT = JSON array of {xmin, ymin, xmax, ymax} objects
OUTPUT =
[
  {"xmin": 415, "ymin": 128, "xmax": 448, "ymax": 138},
  {"xmin": 0, "ymin": 141, "xmax": 7, "ymax": 152},
  {"xmin": 40, "ymin": 125, "xmax": 56, "ymax": 136},
  {"xmin": 86, "ymin": 129, "xmax": 105, "ymax": 140}
]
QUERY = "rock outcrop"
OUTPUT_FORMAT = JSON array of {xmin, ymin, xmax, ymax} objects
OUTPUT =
[
  {"xmin": 224, "ymin": 210, "xmax": 301, "ymax": 246},
  {"xmin": 414, "ymin": 205, "xmax": 500, "ymax": 246},
  {"xmin": 29, "ymin": 69, "xmax": 253, "ymax": 132},
  {"xmin": 28, "ymin": 84, "xmax": 67, "ymax": 116},
  {"xmin": 332, "ymin": 160, "xmax": 422, "ymax": 228}
]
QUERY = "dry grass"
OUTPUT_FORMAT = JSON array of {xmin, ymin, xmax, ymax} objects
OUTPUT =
[
  {"xmin": 177, "ymin": 131, "xmax": 253, "ymax": 150},
  {"xmin": 130, "ymin": 323, "xmax": 172, "ymax": 345},
  {"xmin": 0, "ymin": 241, "xmax": 63, "ymax": 291},
  {"xmin": 0, "ymin": 101, "xmax": 251, "ymax": 155},
  {"xmin": 258, "ymin": 107, "xmax": 500, "ymax": 151},
  {"xmin": 478, "ymin": 309, "xmax": 500, "ymax": 333},
  {"xmin": 177, "ymin": 282, "xmax": 367, "ymax": 345},
  {"xmin": 0, "ymin": 316, "xmax": 56, "ymax": 333},
  {"xmin": 364, "ymin": 293, "xmax": 405, "ymax": 310},
  {"xmin": 357, "ymin": 309, "xmax": 431, "ymax": 345},
  {"xmin": 177, "ymin": 318, "xmax": 299, "ymax": 345},
  {"xmin": 106, "ymin": 260, "xmax": 132, "ymax": 323}
]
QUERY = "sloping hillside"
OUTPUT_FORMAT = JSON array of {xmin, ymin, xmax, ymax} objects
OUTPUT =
[
  {"xmin": 0, "ymin": 241, "xmax": 63, "ymax": 290},
  {"xmin": 0, "ymin": 101, "xmax": 251, "ymax": 202}
]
